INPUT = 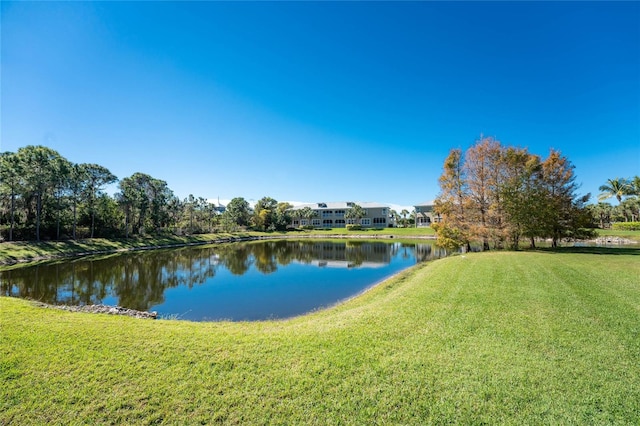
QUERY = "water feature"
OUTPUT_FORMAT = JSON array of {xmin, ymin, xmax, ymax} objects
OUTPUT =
[{"xmin": 1, "ymin": 240, "xmax": 448, "ymax": 321}]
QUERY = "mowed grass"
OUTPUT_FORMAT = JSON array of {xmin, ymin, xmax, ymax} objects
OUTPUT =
[
  {"xmin": 2, "ymin": 248, "xmax": 639, "ymax": 424},
  {"xmin": 0, "ymin": 234, "xmax": 237, "ymax": 265}
]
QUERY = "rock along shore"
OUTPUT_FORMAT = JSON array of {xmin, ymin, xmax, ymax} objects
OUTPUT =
[{"xmin": 35, "ymin": 302, "xmax": 158, "ymax": 319}]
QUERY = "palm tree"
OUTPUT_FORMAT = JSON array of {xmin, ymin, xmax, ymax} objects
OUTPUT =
[
  {"xmin": 345, "ymin": 203, "xmax": 366, "ymax": 226},
  {"xmin": 400, "ymin": 209, "xmax": 409, "ymax": 228},
  {"xmin": 298, "ymin": 206, "xmax": 317, "ymax": 228},
  {"xmin": 598, "ymin": 178, "xmax": 631, "ymax": 203},
  {"xmin": 630, "ymin": 176, "xmax": 640, "ymax": 197},
  {"xmin": 389, "ymin": 209, "xmax": 399, "ymax": 228}
]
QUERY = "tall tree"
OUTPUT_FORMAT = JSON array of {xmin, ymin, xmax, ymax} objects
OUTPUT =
[
  {"xmin": 434, "ymin": 140, "xmax": 593, "ymax": 250},
  {"xmin": 17, "ymin": 146, "xmax": 64, "ymax": 241},
  {"xmin": 400, "ymin": 209, "xmax": 409, "ymax": 228},
  {"xmin": 274, "ymin": 202, "xmax": 293, "ymax": 231},
  {"xmin": 0, "ymin": 152, "xmax": 23, "ymax": 241},
  {"xmin": 51, "ymin": 156, "xmax": 72, "ymax": 240},
  {"xmin": 184, "ymin": 194, "xmax": 197, "ymax": 234},
  {"xmin": 540, "ymin": 149, "xmax": 580, "ymax": 247},
  {"xmin": 252, "ymin": 197, "xmax": 278, "ymax": 231},
  {"xmin": 68, "ymin": 164, "xmax": 88, "ymax": 239},
  {"xmin": 116, "ymin": 173, "xmax": 171, "ymax": 235},
  {"xmin": 499, "ymin": 147, "xmax": 545, "ymax": 248},
  {"xmin": 224, "ymin": 197, "xmax": 251, "ymax": 228},
  {"xmin": 83, "ymin": 164, "xmax": 117, "ymax": 238},
  {"xmin": 464, "ymin": 137, "xmax": 502, "ymax": 249},
  {"xmin": 434, "ymin": 148, "xmax": 470, "ymax": 250}
]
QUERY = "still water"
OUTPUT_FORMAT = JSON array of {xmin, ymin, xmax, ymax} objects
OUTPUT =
[{"xmin": 1, "ymin": 240, "xmax": 447, "ymax": 321}]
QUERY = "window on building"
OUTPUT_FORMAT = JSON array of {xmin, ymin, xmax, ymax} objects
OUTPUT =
[
  {"xmin": 323, "ymin": 219, "xmax": 333, "ymax": 228},
  {"xmin": 361, "ymin": 219, "xmax": 371, "ymax": 226},
  {"xmin": 335, "ymin": 219, "xmax": 346, "ymax": 227},
  {"xmin": 346, "ymin": 219, "xmax": 356, "ymax": 225},
  {"xmin": 301, "ymin": 220, "xmax": 307, "ymax": 226},
  {"xmin": 312, "ymin": 219, "xmax": 321, "ymax": 226},
  {"xmin": 373, "ymin": 218, "xmax": 386, "ymax": 224}
]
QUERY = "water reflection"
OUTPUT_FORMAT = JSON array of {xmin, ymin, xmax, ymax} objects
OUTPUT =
[{"xmin": 1, "ymin": 240, "xmax": 447, "ymax": 321}]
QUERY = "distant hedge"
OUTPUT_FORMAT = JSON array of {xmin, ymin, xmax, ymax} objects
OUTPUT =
[
  {"xmin": 612, "ymin": 222, "xmax": 640, "ymax": 231},
  {"xmin": 346, "ymin": 225, "xmax": 363, "ymax": 231}
]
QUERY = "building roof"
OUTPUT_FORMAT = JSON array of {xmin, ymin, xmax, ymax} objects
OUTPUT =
[
  {"xmin": 414, "ymin": 200, "xmax": 435, "ymax": 207},
  {"xmin": 289, "ymin": 201, "xmax": 390, "ymax": 211}
]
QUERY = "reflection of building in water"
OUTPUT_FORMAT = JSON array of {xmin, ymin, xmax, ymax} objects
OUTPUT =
[
  {"xmin": 312, "ymin": 260, "xmax": 386, "ymax": 269},
  {"xmin": 294, "ymin": 241, "xmax": 392, "ymax": 268}
]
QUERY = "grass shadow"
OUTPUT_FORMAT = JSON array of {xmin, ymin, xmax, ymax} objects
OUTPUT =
[{"xmin": 536, "ymin": 246, "xmax": 640, "ymax": 256}]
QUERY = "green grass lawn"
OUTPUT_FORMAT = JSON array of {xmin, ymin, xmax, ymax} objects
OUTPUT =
[{"xmin": 2, "ymin": 247, "xmax": 639, "ymax": 424}]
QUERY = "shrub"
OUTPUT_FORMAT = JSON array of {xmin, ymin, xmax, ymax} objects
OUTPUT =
[
  {"xmin": 346, "ymin": 224, "xmax": 363, "ymax": 231},
  {"xmin": 612, "ymin": 222, "xmax": 640, "ymax": 231}
]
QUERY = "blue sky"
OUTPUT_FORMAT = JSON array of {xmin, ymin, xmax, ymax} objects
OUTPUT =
[{"xmin": 2, "ymin": 1, "xmax": 639, "ymax": 209}]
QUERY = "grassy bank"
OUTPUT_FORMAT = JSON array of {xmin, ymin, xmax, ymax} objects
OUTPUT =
[
  {"xmin": 2, "ymin": 248, "xmax": 639, "ymax": 424},
  {"xmin": 0, "ymin": 228, "xmax": 435, "ymax": 266},
  {"xmin": 595, "ymin": 228, "xmax": 640, "ymax": 241},
  {"xmin": 0, "ymin": 233, "xmax": 242, "ymax": 266}
]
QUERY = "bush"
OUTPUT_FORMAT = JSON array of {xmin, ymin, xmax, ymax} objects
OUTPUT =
[
  {"xmin": 346, "ymin": 224, "xmax": 363, "ymax": 231},
  {"xmin": 612, "ymin": 222, "xmax": 640, "ymax": 231}
]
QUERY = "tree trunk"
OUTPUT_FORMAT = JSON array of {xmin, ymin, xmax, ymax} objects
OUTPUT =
[
  {"xmin": 56, "ymin": 194, "xmax": 61, "ymax": 240},
  {"xmin": 36, "ymin": 192, "xmax": 42, "ymax": 242},
  {"xmin": 72, "ymin": 202, "xmax": 77, "ymax": 240},
  {"xmin": 124, "ymin": 205, "xmax": 130, "ymax": 238},
  {"xmin": 9, "ymin": 189, "xmax": 15, "ymax": 242},
  {"xmin": 91, "ymin": 209, "xmax": 96, "ymax": 238}
]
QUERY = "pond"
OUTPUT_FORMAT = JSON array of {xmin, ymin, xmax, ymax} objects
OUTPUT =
[{"xmin": 1, "ymin": 239, "xmax": 448, "ymax": 321}]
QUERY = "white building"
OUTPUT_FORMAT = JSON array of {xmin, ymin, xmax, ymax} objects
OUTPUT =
[
  {"xmin": 414, "ymin": 200, "xmax": 441, "ymax": 227},
  {"xmin": 289, "ymin": 202, "xmax": 394, "ymax": 229}
]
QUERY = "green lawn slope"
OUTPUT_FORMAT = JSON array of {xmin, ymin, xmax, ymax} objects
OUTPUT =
[{"xmin": 2, "ymin": 248, "xmax": 639, "ymax": 424}]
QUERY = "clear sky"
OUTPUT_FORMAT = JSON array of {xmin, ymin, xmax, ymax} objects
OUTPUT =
[{"xmin": 2, "ymin": 1, "xmax": 639, "ymax": 210}]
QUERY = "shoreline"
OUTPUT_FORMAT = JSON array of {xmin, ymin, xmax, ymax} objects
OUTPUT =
[
  {"xmin": 0, "ymin": 233, "xmax": 436, "ymax": 267},
  {"xmin": 33, "ymin": 301, "xmax": 159, "ymax": 319},
  {"xmin": 1, "ymin": 233, "xmax": 635, "ymax": 267},
  {"xmin": 9, "ymin": 233, "xmax": 638, "ymax": 322}
]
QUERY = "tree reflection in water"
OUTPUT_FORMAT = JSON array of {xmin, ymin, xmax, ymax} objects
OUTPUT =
[{"xmin": 1, "ymin": 240, "xmax": 448, "ymax": 315}]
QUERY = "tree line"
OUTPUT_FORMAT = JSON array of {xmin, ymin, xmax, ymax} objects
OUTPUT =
[
  {"xmin": 433, "ymin": 136, "xmax": 596, "ymax": 250},
  {"xmin": 0, "ymin": 145, "xmax": 295, "ymax": 242},
  {"xmin": 589, "ymin": 177, "xmax": 640, "ymax": 227}
]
